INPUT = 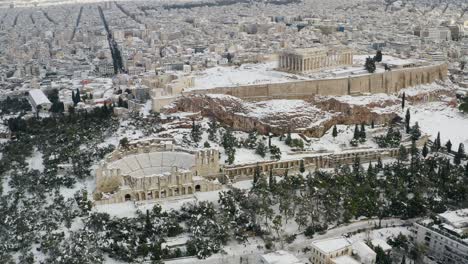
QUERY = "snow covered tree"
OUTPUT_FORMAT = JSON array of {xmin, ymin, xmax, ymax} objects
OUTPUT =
[
  {"xmin": 245, "ymin": 130, "xmax": 258, "ymax": 149},
  {"xmin": 365, "ymin": 57, "xmax": 376, "ymax": 73},
  {"xmin": 364, "ymin": 57, "xmax": 376, "ymax": 73},
  {"xmin": 191, "ymin": 119, "xmax": 202, "ymax": 143},
  {"xmin": 253, "ymin": 165, "xmax": 261, "ymax": 186},
  {"xmin": 203, "ymin": 141, "xmax": 211, "ymax": 148},
  {"xmin": 398, "ymin": 145, "xmax": 409, "ymax": 162},
  {"xmin": 410, "ymin": 122, "xmax": 421, "ymax": 141},
  {"xmin": 270, "ymin": 145, "xmax": 281, "ymax": 160},
  {"xmin": 207, "ymin": 118, "xmax": 218, "ymax": 142},
  {"xmin": 255, "ymin": 140, "xmax": 267, "ymax": 158},
  {"xmin": 225, "ymin": 147, "xmax": 236, "ymax": 165},
  {"xmin": 374, "ymin": 50, "xmax": 383, "ymax": 62},
  {"xmin": 222, "ymin": 129, "xmax": 237, "ymax": 164},
  {"xmin": 74, "ymin": 189, "xmax": 92, "ymax": 216}
]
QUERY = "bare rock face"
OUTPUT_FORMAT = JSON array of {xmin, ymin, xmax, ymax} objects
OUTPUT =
[{"xmin": 164, "ymin": 93, "xmax": 400, "ymax": 137}]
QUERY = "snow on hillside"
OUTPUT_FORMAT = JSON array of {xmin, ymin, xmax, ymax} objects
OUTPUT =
[
  {"xmin": 399, "ymin": 80, "xmax": 456, "ymax": 96},
  {"xmin": 410, "ymin": 102, "xmax": 468, "ymax": 147}
]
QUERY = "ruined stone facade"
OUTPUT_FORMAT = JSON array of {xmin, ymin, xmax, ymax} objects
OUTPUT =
[
  {"xmin": 278, "ymin": 47, "xmax": 353, "ymax": 73},
  {"xmin": 95, "ymin": 139, "xmax": 221, "ymax": 204}
]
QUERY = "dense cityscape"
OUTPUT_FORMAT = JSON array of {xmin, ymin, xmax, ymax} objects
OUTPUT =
[{"xmin": 0, "ymin": 0, "xmax": 468, "ymax": 263}]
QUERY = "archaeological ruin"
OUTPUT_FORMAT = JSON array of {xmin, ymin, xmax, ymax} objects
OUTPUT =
[{"xmin": 94, "ymin": 139, "xmax": 222, "ymax": 204}]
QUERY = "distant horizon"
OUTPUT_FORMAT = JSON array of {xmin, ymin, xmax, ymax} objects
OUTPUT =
[{"xmin": 0, "ymin": 0, "xmax": 197, "ymax": 8}]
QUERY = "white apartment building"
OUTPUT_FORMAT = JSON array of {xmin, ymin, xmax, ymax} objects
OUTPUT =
[
  {"xmin": 411, "ymin": 209, "xmax": 468, "ymax": 264},
  {"xmin": 310, "ymin": 237, "xmax": 376, "ymax": 264}
]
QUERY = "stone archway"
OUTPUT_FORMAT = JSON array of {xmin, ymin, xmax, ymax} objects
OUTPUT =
[
  {"xmin": 195, "ymin": 185, "xmax": 201, "ymax": 192},
  {"xmin": 188, "ymin": 186, "xmax": 193, "ymax": 194},
  {"xmin": 161, "ymin": 190, "xmax": 167, "ymax": 198},
  {"xmin": 124, "ymin": 194, "xmax": 131, "ymax": 201}
]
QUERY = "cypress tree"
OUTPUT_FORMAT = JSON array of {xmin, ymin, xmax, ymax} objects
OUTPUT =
[
  {"xmin": 405, "ymin": 109, "xmax": 411, "ymax": 133},
  {"xmin": 371, "ymin": 120, "xmax": 375, "ymax": 129},
  {"xmin": 353, "ymin": 124, "xmax": 360, "ymax": 140},
  {"xmin": 332, "ymin": 125, "xmax": 338, "ymax": 138},
  {"xmin": 445, "ymin": 140, "xmax": 452, "ymax": 153},
  {"xmin": 435, "ymin": 132, "xmax": 441, "ymax": 150},
  {"xmin": 253, "ymin": 165, "xmax": 260, "ymax": 185},
  {"xmin": 422, "ymin": 142, "xmax": 428, "ymax": 158},
  {"xmin": 299, "ymin": 159, "xmax": 305, "ymax": 173},
  {"xmin": 402, "ymin": 92, "xmax": 406, "ymax": 110},
  {"xmin": 269, "ymin": 169, "xmax": 275, "ymax": 190},
  {"xmin": 454, "ymin": 143, "xmax": 465, "ymax": 165},
  {"xmin": 360, "ymin": 123, "xmax": 366, "ymax": 139}
]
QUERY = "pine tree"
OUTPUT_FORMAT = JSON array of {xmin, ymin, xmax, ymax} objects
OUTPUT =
[
  {"xmin": 269, "ymin": 169, "xmax": 275, "ymax": 190},
  {"xmin": 422, "ymin": 142, "xmax": 428, "ymax": 158},
  {"xmin": 207, "ymin": 118, "xmax": 218, "ymax": 142},
  {"xmin": 204, "ymin": 141, "xmax": 211, "ymax": 148},
  {"xmin": 371, "ymin": 120, "xmax": 375, "ymax": 129},
  {"xmin": 360, "ymin": 123, "xmax": 366, "ymax": 141},
  {"xmin": 299, "ymin": 159, "xmax": 305, "ymax": 173},
  {"xmin": 446, "ymin": 140, "xmax": 452, "ymax": 152},
  {"xmin": 270, "ymin": 145, "xmax": 281, "ymax": 160},
  {"xmin": 377, "ymin": 156, "xmax": 383, "ymax": 169},
  {"xmin": 145, "ymin": 210, "xmax": 152, "ymax": 237},
  {"xmin": 365, "ymin": 57, "xmax": 376, "ymax": 73},
  {"xmin": 255, "ymin": 140, "xmax": 267, "ymax": 158},
  {"xmin": 454, "ymin": 143, "xmax": 465, "ymax": 165},
  {"xmin": 410, "ymin": 122, "xmax": 421, "ymax": 141},
  {"xmin": 405, "ymin": 109, "xmax": 411, "ymax": 133},
  {"xmin": 398, "ymin": 145, "xmax": 409, "ymax": 162},
  {"xmin": 332, "ymin": 125, "xmax": 338, "ymax": 138},
  {"xmin": 375, "ymin": 50, "xmax": 383, "ymax": 62},
  {"xmin": 245, "ymin": 130, "xmax": 257, "ymax": 149},
  {"xmin": 253, "ymin": 165, "xmax": 260, "ymax": 185},
  {"xmin": 353, "ymin": 124, "xmax": 360, "ymax": 140},
  {"xmin": 191, "ymin": 119, "xmax": 202, "ymax": 143}
]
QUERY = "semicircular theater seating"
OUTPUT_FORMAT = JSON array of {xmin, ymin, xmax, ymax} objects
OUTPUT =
[{"xmin": 107, "ymin": 151, "xmax": 195, "ymax": 178}]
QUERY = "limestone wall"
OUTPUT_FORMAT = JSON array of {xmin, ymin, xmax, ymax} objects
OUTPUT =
[{"xmin": 182, "ymin": 63, "xmax": 448, "ymax": 100}]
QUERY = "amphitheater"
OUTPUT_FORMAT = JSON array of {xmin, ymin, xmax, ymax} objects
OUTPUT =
[{"xmin": 94, "ymin": 139, "xmax": 222, "ymax": 204}]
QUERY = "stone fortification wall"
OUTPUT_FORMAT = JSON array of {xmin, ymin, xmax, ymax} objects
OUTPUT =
[{"xmin": 183, "ymin": 63, "xmax": 448, "ymax": 100}]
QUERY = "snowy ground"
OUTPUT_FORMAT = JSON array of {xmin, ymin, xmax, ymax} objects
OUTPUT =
[
  {"xmin": 409, "ymin": 102, "xmax": 468, "ymax": 147},
  {"xmin": 190, "ymin": 62, "xmax": 309, "ymax": 90},
  {"xmin": 26, "ymin": 149, "xmax": 45, "ymax": 172},
  {"xmin": 189, "ymin": 55, "xmax": 428, "ymax": 91}
]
